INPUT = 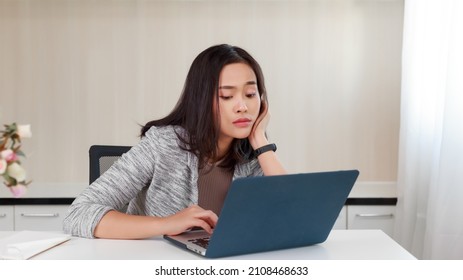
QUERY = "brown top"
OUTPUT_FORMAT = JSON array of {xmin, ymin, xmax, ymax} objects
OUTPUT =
[{"xmin": 197, "ymin": 164, "xmax": 234, "ymax": 216}]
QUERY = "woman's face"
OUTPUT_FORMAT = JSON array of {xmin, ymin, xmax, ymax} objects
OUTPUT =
[{"xmin": 216, "ymin": 62, "xmax": 261, "ymax": 146}]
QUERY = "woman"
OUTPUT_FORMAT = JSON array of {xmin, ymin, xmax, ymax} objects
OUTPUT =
[{"xmin": 63, "ymin": 44, "xmax": 286, "ymax": 239}]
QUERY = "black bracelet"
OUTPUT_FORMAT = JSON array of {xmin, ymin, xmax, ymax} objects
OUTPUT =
[{"xmin": 254, "ymin": 143, "xmax": 277, "ymax": 157}]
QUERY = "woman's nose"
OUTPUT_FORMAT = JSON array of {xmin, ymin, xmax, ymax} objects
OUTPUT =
[{"xmin": 235, "ymin": 100, "xmax": 248, "ymax": 113}]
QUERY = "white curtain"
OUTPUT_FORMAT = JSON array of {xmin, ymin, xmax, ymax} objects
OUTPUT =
[{"xmin": 395, "ymin": 0, "xmax": 463, "ymax": 259}]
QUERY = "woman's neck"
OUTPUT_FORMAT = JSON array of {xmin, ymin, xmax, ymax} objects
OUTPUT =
[{"xmin": 215, "ymin": 136, "xmax": 233, "ymax": 162}]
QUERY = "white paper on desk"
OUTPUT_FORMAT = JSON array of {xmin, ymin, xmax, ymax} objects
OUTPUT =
[{"xmin": 0, "ymin": 231, "xmax": 71, "ymax": 260}]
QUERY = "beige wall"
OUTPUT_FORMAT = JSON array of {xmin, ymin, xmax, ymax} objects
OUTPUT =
[{"xmin": 0, "ymin": 0, "xmax": 403, "ymax": 184}]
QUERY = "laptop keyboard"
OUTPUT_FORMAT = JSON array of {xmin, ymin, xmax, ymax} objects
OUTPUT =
[{"xmin": 189, "ymin": 237, "xmax": 210, "ymax": 249}]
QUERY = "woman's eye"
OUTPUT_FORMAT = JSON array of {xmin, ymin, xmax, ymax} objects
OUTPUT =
[
  {"xmin": 220, "ymin": 95, "xmax": 233, "ymax": 100},
  {"xmin": 246, "ymin": 93, "xmax": 257, "ymax": 98}
]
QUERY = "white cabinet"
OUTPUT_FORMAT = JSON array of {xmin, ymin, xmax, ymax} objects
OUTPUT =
[
  {"xmin": 0, "ymin": 205, "xmax": 69, "ymax": 231},
  {"xmin": 14, "ymin": 205, "xmax": 69, "ymax": 231},
  {"xmin": 0, "ymin": 206, "xmax": 14, "ymax": 231},
  {"xmin": 332, "ymin": 205, "xmax": 396, "ymax": 235},
  {"xmin": 347, "ymin": 205, "xmax": 395, "ymax": 237},
  {"xmin": 333, "ymin": 206, "xmax": 347, "ymax": 229}
]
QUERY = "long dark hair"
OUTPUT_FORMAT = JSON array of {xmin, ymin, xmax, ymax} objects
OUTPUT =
[{"xmin": 141, "ymin": 44, "xmax": 268, "ymax": 170}]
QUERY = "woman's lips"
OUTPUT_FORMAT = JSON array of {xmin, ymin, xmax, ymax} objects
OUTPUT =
[{"xmin": 233, "ymin": 118, "xmax": 252, "ymax": 127}]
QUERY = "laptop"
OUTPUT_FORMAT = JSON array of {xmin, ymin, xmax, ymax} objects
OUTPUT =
[{"xmin": 164, "ymin": 170, "xmax": 359, "ymax": 258}]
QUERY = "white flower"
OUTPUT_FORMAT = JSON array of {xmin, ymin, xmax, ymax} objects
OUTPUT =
[
  {"xmin": 7, "ymin": 162, "xmax": 26, "ymax": 182},
  {"xmin": 17, "ymin": 124, "xmax": 32, "ymax": 138},
  {"xmin": 0, "ymin": 159, "xmax": 7, "ymax": 175}
]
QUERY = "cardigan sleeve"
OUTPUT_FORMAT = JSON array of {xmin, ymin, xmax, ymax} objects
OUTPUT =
[
  {"xmin": 234, "ymin": 158, "xmax": 264, "ymax": 179},
  {"xmin": 63, "ymin": 127, "xmax": 159, "ymax": 238}
]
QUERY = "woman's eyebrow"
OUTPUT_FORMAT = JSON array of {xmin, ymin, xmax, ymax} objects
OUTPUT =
[{"xmin": 218, "ymin": 81, "xmax": 257, "ymax": 89}]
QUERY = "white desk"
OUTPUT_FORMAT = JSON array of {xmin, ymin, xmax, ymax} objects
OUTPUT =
[{"xmin": 0, "ymin": 230, "xmax": 415, "ymax": 260}]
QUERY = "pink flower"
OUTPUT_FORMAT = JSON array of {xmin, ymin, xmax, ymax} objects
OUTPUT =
[
  {"xmin": 9, "ymin": 184, "xmax": 27, "ymax": 198},
  {"xmin": 0, "ymin": 149, "xmax": 18, "ymax": 162}
]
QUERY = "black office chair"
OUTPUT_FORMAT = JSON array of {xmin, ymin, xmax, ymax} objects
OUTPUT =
[{"xmin": 89, "ymin": 145, "xmax": 132, "ymax": 184}]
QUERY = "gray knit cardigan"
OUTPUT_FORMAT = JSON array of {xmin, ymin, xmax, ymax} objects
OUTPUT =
[{"xmin": 63, "ymin": 125, "xmax": 263, "ymax": 238}]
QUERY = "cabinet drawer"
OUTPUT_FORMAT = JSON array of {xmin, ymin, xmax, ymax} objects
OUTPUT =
[
  {"xmin": 347, "ymin": 205, "xmax": 395, "ymax": 237},
  {"xmin": 14, "ymin": 205, "xmax": 69, "ymax": 231},
  {"xmin": 0, "ymin": 205, "xmax": 14, "ymax": 231},
  {"xmin": 332, "ymin": 206, "xmax": 347, "ymax": 230}
]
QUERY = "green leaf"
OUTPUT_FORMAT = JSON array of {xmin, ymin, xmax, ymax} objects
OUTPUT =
[{"xmin": 16, "ymin": 150, "xmax": 26, "ymax": 157}]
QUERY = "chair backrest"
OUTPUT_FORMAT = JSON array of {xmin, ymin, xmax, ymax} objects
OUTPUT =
[{"xmin": 89, "ymin": 145, "xmax": 132, "ymax": 184}]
